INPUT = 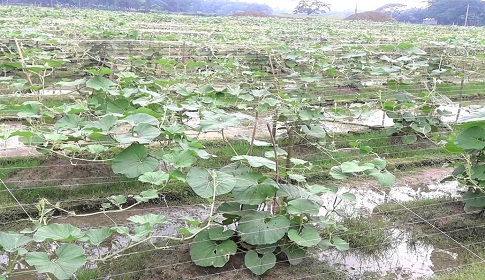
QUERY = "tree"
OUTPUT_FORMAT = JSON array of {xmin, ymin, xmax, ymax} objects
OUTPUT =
[
  {"xmin": 425, "ymin": 0, "xmax": 485, "ymax": 25},
  {"xmin": 375, "ymin": 3, "xmax": 407, "ymax": 17},
  {"xmin": 293, "ymin": 0, "xmax": 330, "ymax": 15}
]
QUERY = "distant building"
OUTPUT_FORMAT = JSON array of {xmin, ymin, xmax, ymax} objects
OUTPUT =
[{"xmin": 423, "ymin": 18, "xmax": 438, "ymax": 25}]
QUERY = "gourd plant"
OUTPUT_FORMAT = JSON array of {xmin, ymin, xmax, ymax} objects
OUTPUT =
[
  {"xmin": 445, "ymin": 120, "xmax": 485, "ymax": 212},
  {"xmin": 1, "ymin": 51, "xmax": 397, "ymax": 278}
]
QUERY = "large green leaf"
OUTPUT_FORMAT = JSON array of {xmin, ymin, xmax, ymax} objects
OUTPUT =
[
  {"xmin": 162, "ymin": 150, "xmax": 197, "ymax": 168},
  {"xmin": 112, "ymin": 144, "xmax": 159, "ymax": 178},
  {"xmin": 122, "ymin": 113, "xmax": 160, "ymax": 126},
  {"xmin": 54, "ymin": 114, "xmax": 82, "ymax": 130},
  {"xmin": 281, "ymin": 244, "xmax": 306, "ymax": 265},
  {"xmin": 138, "ymin": 171, "xmax": 169, "ymax": 185},
  {"xmin": 115, "ymin": 123, "xmax": 161, "ymax": 144},
  {"xmin": 84, "ymin": 228, "xmax": 112, "ymax": 246},
  {"xmin": 0, "ymin": 232, "xmax": 31, "ymax": 252},
  {"xmin": 331, "ymin": 237, "xmax": 350, "ymax": 251},
  {"xmin": 199, "ymin": 112, "xmax": 241, "ymax": 131},
  {"xmin": 462, "ymin": 189, "xmax": 485, "ymax": 208},
  {"xmin": 367, "ymin": 169, "xmax": 395, "ymax": 187},
  {"xmin": 86, "ymin": 76, "xmax": 116, "ymax": 91},
  {"xmin": 287, "ymin": 226, "xmax": 322, "ymax": 247},
  {"xmin": 33, "ymin": 224, "xmax": 84, "ymax": 242},
  {"xmin": 340, "ymin": 161, "xmax": 374, "ymax": 173},
  {"xmin": 287, "ymin": 199, "xmax": 320, "ymax": 215},
  {"xmin": 190, "ymin": 229, "xmax": 237, "ymax": 267},
  {"xmin": 25, "ymin": 244, "xmax": 87, "ymax": 280},
  {"xmin": 187, "ymin": 167, "xmax": 236, "ymax": 198},
  {"xmin": 301, "ymin": 125, "xmax": 326, "ymax": 139},
  {"xmin": 84, "ymin": 114, "xmax": 118, "ymax": 132},
  {"xmin": 232, "ymin": 173, "xmax": 277, "ymax": 205},
  {"xmin": 455, "ymin": 126, "xmax": 485, "ymax": 150},
  {"xmin": 244, "ymin": 250, "xmax": 276, "ymax": 276},
  {"xmin": 238, "ymin": 211, "xmax": 290, "ymax": 245},
  {"xmin": 231, "ymin": 155, "xmax": 276, "ymax": 171}
]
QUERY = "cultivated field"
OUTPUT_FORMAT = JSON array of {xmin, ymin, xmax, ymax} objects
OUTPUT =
[{"xmin": 1, "ymin": 5, "xmax": 485, "ymax": 280}]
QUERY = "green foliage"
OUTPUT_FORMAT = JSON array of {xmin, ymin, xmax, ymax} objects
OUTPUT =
[
  {"xmin": 446, "ymin": 123, "xmax": 485, "ymax": 211},
  {"xmin": 25, "ymin": 244, "xmax": 87, "ymax": 280},
  {"xmin": 294, "ymin": 0, "xmax": 330, "ymax": 15}
]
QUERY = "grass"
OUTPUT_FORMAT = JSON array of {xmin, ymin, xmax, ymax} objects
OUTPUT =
[
  {"xmin": 340, "ymin": 216, "xmax": 390, "ymax": 254},
  {"xmin": 434, "ymin": 262, "xmax": 485, "ymax": 280},
  {"xmin": 0, "ymin": 156, "xmax": 42, "ymax": 178}
]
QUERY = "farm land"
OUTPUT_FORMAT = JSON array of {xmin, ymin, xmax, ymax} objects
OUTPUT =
[{"xmin": 0, "ymin": 5, "xmax": 485, "ymax": 279}]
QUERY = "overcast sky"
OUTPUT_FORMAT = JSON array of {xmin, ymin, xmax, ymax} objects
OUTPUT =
[{"xmin": 244, "ymin": 0, "xmax": 427, "ymax": 12}]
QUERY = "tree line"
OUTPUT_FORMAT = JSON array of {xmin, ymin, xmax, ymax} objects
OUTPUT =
[
  {"xmin": 377, "ymin": 0, "xmax": 485, "ymax": 26},
  {"xmin": 0, "ymin": 0, "xmax": 273, "ymax": 15}
]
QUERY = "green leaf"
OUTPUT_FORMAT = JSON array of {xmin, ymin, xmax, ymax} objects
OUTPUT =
[
  {"xmin": 301, "ymin": 125, "xmax": 326, "ymax": 138},
  {"xmin": 86, "ymin": 144, "xmax": 107, "ymax": 155},
  {"xmin": 455, "ymin": 126, "xmax": 485, "ymax": 150},
  {"xmin": 281, "ymin": 244, "xmax": 306, "ymax": 265},
  {"xmin": 340, "ymin": 161, "xmax": 374, "ymax": 173},
  {"xmin": 255, "ymin": 243, "xmax": 278, "ymax": 254},
  {"xmin": 54, "ymin": 114, "xmax": 82, "ymax": 130},
  {"xmin": 116, "ymin": 123, "xmax": 162, "ymax": 144},
  {"xmin": 134, "ymin": 189, "xmax": 160, "ymax": 203},
  {"xmin": 462, "ymin": 190, "xmax": 485, "ymax": 208},
  {"xmin": 371, "ymin": 158, "xmax": 387, "ymax": 170},
  {"xmin": 17, "ymin": 101, "xmax": 42, "ymax": 118},
  {"xmin": 127, "ymin": 214, "xmax": 167, "ymax": 226},
  {"xmin": 287, "ymin": 226, "xmax": 322, "ymax": 247},
  {"xmin": 33, "ymin": 224, "xmax": 83, "ymax": 242},
  {"xmin": 0, "ymin": 232, "xmax": 31, "ymax": 252},
  {"xmin": 238, "ymin": 211, "xmax": 290, "ymax": 245},
  {"xmin": 25, "ymin": 244, "xmax": 87, "ymax": 280},
  {"xmin": 86, "ymin": 76, "xmax": 116, "ymax": 91},
  {"xmin": 231, "ymin": 155, "xmax": 276, "ymax": 171},
  {"xmin": 116, "ymin": 123, "xmax": 161, "ymax": 144},
  {"xmin": 190, "ymin": 229, "xmax": 237, "ymax": 267},
  {"xmin": 162, "ymin": 150, "xmax": 197, "ymax": 168},
  {"xmin": 287, "ymin": 199, "xmax": 320, "ymax": 215},
  {"xmin": 122, "ymin": 113, "xmax": 160, "ymax": 126},
  {"xmin": 109, "ymin": 195, "xmax": 127, "ymax": 207},
  {"xmin": 138, "ymin": 171, "xmax": 169, "ymax": 185},
  {"xmin": 244, "ymin": 251, "xmax": 276, "ymax": 276},
  {"xmin": 367, "ymin": 169, "xmax": 395, "ymax": 187},
  {"xmin": 339, "ymin": 192, "xmax": 356, "ymax": 201},
  {"xmin": 288, "ymin": 174, "xmax": 306, "ymax": 183},
  {"xmin": 329, "ymin": 166, "xmax": 350, "ymax": 180},
  {"xmin": 84, "ymin": 115, "xmax": 117, "ymax": 132},
  {"xmin": 232, "ymin": 173, "xmax": 277, "ymax": 205},
  {"xmin": 318, "ymin": 239, "xmax": 332, "ymax": 250},
  {"xmin": 332, "ymin": 237, "xmax": 349, "ymax": 251},
  {"xmin": 207, "ymin": 226, "xmax": 234, "ymax": 241},
  {"xmin": 471, "ymin": 165, "xmax": 485, "ymax": 180},
  {"xmin": 84, "ymin": 227, "xmax": 112, "ymax": 246},
  {"xmin": 112, "ymin": 144, "xmax": 159, "ymax": 178},
  {"xmin": 199, "ymin": 112, "xmax": 241, "ymax": 131},
  {"xmin": 186, "ymin": 168, "xmax": 236, "ymax": 199}
]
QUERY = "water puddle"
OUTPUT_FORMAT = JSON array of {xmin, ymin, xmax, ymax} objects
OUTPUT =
[
  {"xmin": 0, "ymin": 122, "xmax": 40, "ymax": 157},
  {"xmin": 323, "ymin": 104, "xmax": 485, "ymax": 133},
  {"xmin": 54, "ymin": 205, "xmax": 210, "ymax": 260},
  {"xmin": 321, "ymin": 168, "xmax": 465, "ymax": 217},
  {"xmin": 319, "ymin": 228, "xmax": 460, "ymax": 279}
]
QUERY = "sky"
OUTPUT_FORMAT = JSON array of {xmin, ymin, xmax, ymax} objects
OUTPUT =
[{"xmin": 244, "ymin": 0, "xmax": 427, "ymax": 12}]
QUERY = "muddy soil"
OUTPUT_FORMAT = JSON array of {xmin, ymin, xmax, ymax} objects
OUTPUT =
[{"xmin": 4, "ymin": 158, "xmax": 116, "ymax": 189}]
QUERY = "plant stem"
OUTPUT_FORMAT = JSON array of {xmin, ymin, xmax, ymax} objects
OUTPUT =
[{"xmin": 248, "ymin": 111, "xmax": 259, "ymax": 156}]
